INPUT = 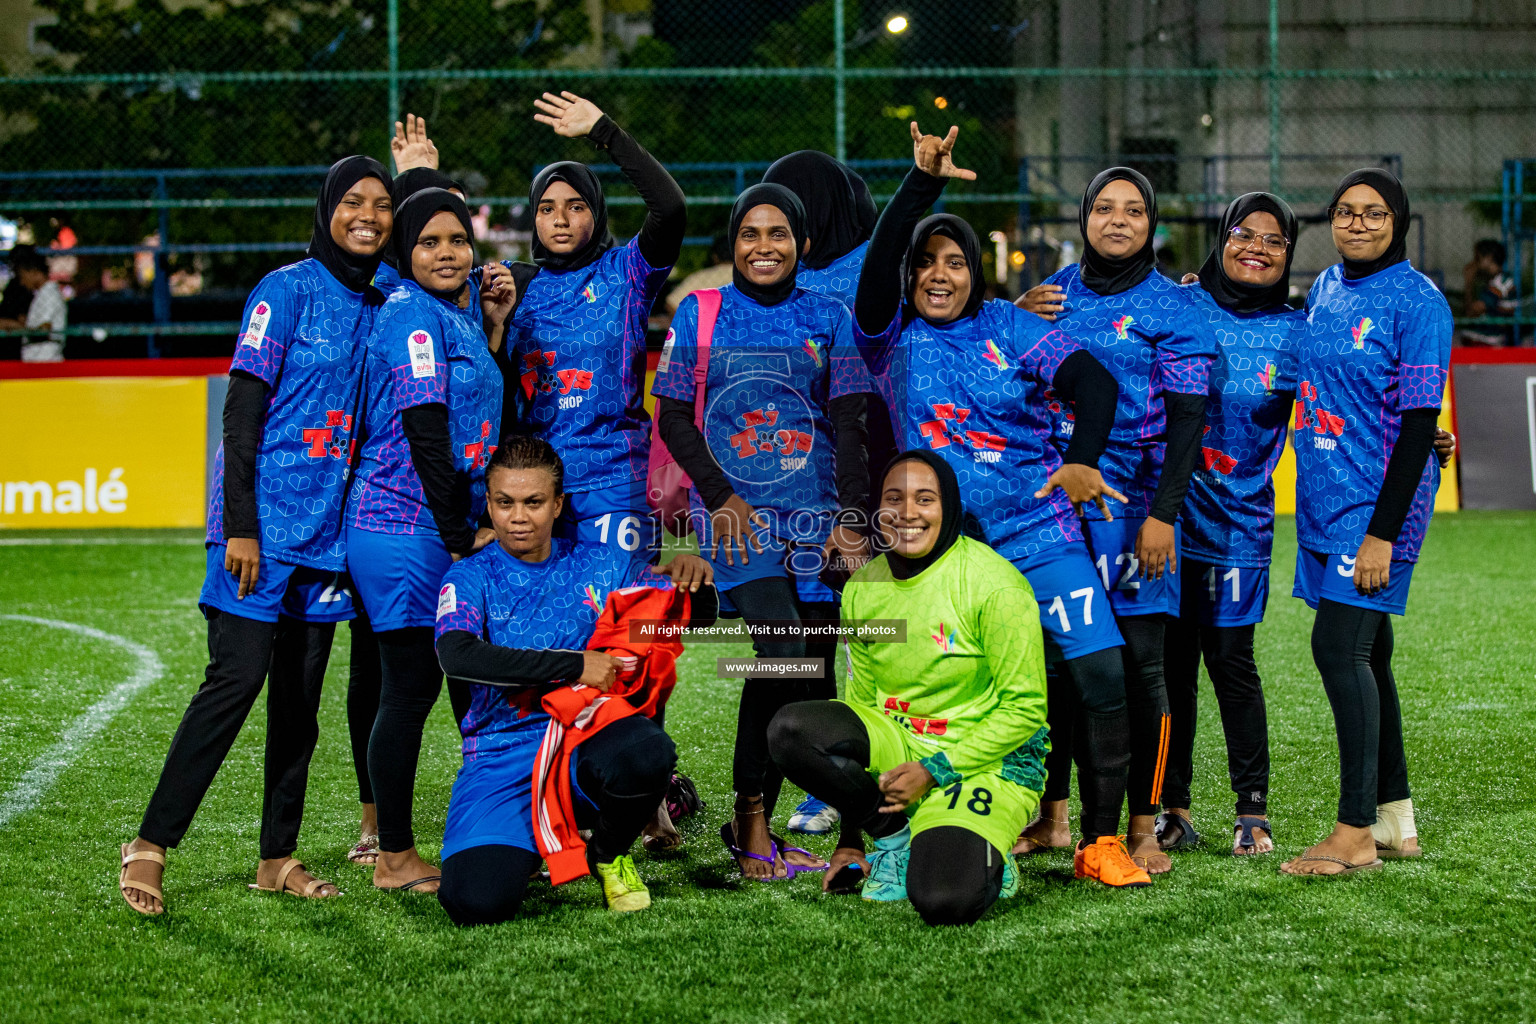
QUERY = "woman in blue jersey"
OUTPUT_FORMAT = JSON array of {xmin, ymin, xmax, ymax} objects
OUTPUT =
[
  {"xmin": 854, "ymin": 124, "xmax": 1153, "ymax": 889},
  {"xmin": 759, "ymin": 150, "xmax": 890, "ymax": 836},
  {"xmin": 1153, "ymin": 193, "xmax": 1304, "ymax": 857},
  {"xmin": 119, "ymin": 156, "xmax": 394, "ymax": 914},
  {"xmin": 1281, "ymin": 168, "xmax": 1450, "ymax": 876},
  {"xmin": 498, "ymin": 91, "xmax": 685, "ymax": 559},
  {"xmin": 347, "ymin": 188, "xmax": 509, "ymax": 893},
  {"xmin": 1017, "ymin": 166, "xmax": 1217, "ymax": 875},
  {"xmin": 651, "ymin": 183, "xmax": 872, "ymax": 880},
  {"xmin": 433, "ymin": 437, "xmax": 717, "ymax": 924}
]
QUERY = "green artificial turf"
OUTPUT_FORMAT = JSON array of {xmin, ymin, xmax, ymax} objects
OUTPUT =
[{"xmin": 0, "ymin": 515, "xmax": 1533, "ymax": 1023}]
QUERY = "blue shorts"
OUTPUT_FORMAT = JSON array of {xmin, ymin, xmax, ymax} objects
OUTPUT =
[
  {"xmin": 1293, "ymin": 548, "xmax": 1416, "ymax": 616},
  {"xmin": 346, "ymin": 525, "xmax": 453, "ymax": 632},
  {"xmin": 1082, "ymin": 516, "xmax": 1182, "ymax": 618},
  {"xmin": 1011, "ymin": 543, "xmax": 1124, "ymax": 660},
  {"xmin": 555, "ymin": 482, "xmax": 661, "ymax": 562},
  {"xmin": 199, "ymin": 544, "xmax": 355, "ymax": 624},
  {"xmin": 441, "ymin": 729, "xmax": 595, "ymax": 861},
  {"xmin": 1180, "ymin": 559, "xmax": 1270, "ymax": 627}
]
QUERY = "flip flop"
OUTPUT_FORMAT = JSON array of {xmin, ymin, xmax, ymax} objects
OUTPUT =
[
  {"xmin": 347, "ymin": 834, "xmax": 380, "ymax": 864},
  {"xmin": 378, "ymin": 875, "xmax": 441, "ymax": 892},
  {"xmin": 1234, "ymin": 815, "xmax": 1273, "ymax": 855},
  {"xmin": 248, "ymin": 858, "xmax": 337, "ymax": 898},
  {"xmin": 1285, "ymin": 854, "xmax": 1383, "ymax": 877},
  {"xmin": 719, "ymin": 822, "xmax": 789, "ymax": 880},
  {"xmin": 1375, "ymin": 839, "xmax": 1422, "ymax": 860},
  {"xmin": 770, "ymin": 831, "xmax": 828, "ymax": 878}
]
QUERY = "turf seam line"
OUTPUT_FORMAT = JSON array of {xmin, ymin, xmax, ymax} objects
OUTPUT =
[{"xmin": 0, "ymin": 614, "xmax": 164, "ymax": 830}]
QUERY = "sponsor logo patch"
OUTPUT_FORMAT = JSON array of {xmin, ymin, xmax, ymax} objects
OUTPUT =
[
  {"xmin": 436, "ymin": 583, "xmax": 456, "ymax": 618},
  {"xmin": 409, "ymin": 330, "xmax": 436, "ymax": 378},
  {"xmin": 657, "ymin": 327, "xmax": 676, "ymax": 373},
  {"xmin": 241, "ymin": 301, "xmax": 272, "ymax": 349}
]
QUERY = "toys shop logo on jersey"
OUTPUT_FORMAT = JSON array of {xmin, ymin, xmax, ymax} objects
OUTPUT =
[{"xmin": 703, "ymin": 374, "xmax": 819, "ymax": 487}]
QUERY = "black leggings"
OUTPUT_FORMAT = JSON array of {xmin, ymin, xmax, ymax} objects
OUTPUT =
[
  {"xmin": 1038, "ymin": 646, "xmax": 1131, "ymax": 841},
  {"xmin": 1163, "ymin": 618, "xmax": 1269, "ymax": 816},
  {"xmin": 768, "ymin": 701, "xmax": 1004, "ymax": 926},
  {"xmin": 1311, "ymin": 599, "xmax": 1409, "ymax": 827},
  {"xmin": 349, "ymin": 615, "xmax": 469, "ymax": 808},
  {"xmin": 368, "ymin": 626, "xmax": 447, "ymax": 853},
  {"xmin": 438, "ymin": 716, "xmax": 677, "ymax": 926},
  {"xmin": 726, "ymin": 575, "xmax": 839, "ymax": 814},
  {"xmin": 139, "ymin": 610, "xmax": 334, "ymax": 860}
]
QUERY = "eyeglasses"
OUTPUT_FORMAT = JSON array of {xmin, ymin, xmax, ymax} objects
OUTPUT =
[
  {"xmin": 1330, "ymin": 207, "xmax": 1391, "ymax": 230},
  {"xmin": 1227, "ymin": 226, "xmax": 1289, "ymax": 256}
]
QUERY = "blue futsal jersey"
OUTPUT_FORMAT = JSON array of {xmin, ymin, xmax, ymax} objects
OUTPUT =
[
  {"xmin": 504, "ymin": 239, "xmax": 671, "ymax": 495},
  {"xmin": 651, "ymin": 285, "xmax": 871, "ymax": 545},
  {"xmin": 433, "ymin": 538, "xmax": 670, "ymax": 758},
  {"xmin": 1297, "ymin": 261, "xmax": 1451, "ymax": 563},
  {"xmin": 1179, "ymin": 286, "xmax": 1304, "ymax": 569},
  {"xmin": 796, "ymin": 241, "xmax": 868, "ymax": 309},
  {"xmin": 856, "ymin": 299, "xmax": 1086, "ymax": 562},
  {"xmin": 350, "ymin": 279, "xmax": 503, "ymax": 538},
  {"xmin": 373, "ymin": 262, "xmax": 403, "ymax": 294},
  {"xmin": 1043, "ymin": 265, "xmax": 1217, "ymax": 519},
  {"xmin": 205, "ymin": 258, "xmax": 376, "ymax": 571}
]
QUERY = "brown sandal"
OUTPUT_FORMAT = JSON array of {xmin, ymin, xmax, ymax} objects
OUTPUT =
[
  {"xmin": 119, "ymin": 843, "xmax": 166, "ymax": 916},
  {"xmin": 248, "ymin": 858, "xmax": 337, "ymax": 898}
]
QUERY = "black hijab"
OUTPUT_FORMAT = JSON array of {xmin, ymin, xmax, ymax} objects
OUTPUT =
[
  {"xmin": 728, "ymin": 183, "xmax": 806, "ymax": 307},
  {"xmin": 529, "ymin": 161, "xmax": 614, "ymax": 273},
  {"xmin": 391, "ymin": 188, "xmax": 476, "ymax": 300},
  {"xmin": 1197, "ymin": 192, "xmax": 1298, "ymax": 315},
  {"xmin": 307, "ymin": 155, "xmax": 392, "ymax": 292},
  {"xmin": 1078, "ymin": 166, "xmax": 1159, "ymax": 296},
  {"xmin": 881, "ymin": 450, "xmax": 964, "ymax": 581},
  {"xmin": 392, "ymin": 167, "xmax": 465, "ymax": 207},
  {"xmin": 903, "ymin": 214, "xmax": 986, "ymax": 325},
  {"xmin": 1327, "ymin": 167, "xmax": 1410, "ymax": 280},
  {"xmin": 762, "ymin": 151, "xmax": 874, "ymax": 270}
]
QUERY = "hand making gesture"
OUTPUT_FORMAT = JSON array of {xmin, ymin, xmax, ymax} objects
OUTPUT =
[
  {"xmin": 533, "ymin": 91, "xmax": 605, "ymax": 138},
  {"xmin": 910, "ymin": 122, "xmax": 977, "ymax": 181}
]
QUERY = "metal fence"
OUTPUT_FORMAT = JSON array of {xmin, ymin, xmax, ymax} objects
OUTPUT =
[{"xmin": 3, "ymin": 0, "xmax": 1536, "ymax": 351}]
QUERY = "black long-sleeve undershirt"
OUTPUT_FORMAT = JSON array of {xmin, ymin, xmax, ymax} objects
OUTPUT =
[
  {"xmin": 588, "ymin": 115, "xmax": 686, "ymax": 271},
  {"xmin": 221, "ymin": 370, "xmax": 268, "ymax": 541},
  {"xmin": 1367, "ymin": 407, "xmax": 1440, "ymax": 544},
  {"xmin": 854, "ymin": 167, "xmax": 949, "ymax": 339},
  {"xmin": 436, "ymin": 584, "xmax": 720, "ymax": 691},
  {"xmin": 655, "ymin": 394, "xmax": 869, "ymax": 519},
  {"xmin": 1052, "ymin": 350, "xmax": 1117, "ymax": 469},
  {"xmin": 1149, "ymin": 392, "xmax": 1209, "ymax": 525},
  {"xmin": 401, "ymin": 403, "xmax": 477, "ymax": 556}
]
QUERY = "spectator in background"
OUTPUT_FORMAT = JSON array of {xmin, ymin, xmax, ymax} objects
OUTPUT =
[
  {"xmin": 0, "ymin": 245, "xmax": 67, "ymax": 362},
  {"xmin": 1459, "ymin": 238, "xmax": 1514, "ymax": 346}
]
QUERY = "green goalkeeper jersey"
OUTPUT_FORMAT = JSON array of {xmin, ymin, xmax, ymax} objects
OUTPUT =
[{"xmin": 841, "ymin": 536, "xmax": 1049, "ymax": 788}]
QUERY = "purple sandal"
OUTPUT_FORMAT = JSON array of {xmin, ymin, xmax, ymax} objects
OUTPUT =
[
  {"xmin": 771, "ymin": 831, "xmax": 829, "ymax": 878},
  {"xmin": 719, "ymin": 822, "xmax": 791, "ymax": 881}
]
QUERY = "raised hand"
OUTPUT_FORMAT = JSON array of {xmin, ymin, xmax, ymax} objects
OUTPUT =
[
  {"xmin": 1034, "ymin": 464, "xmax": 1128, "ymax": 521},
  {"xmin": 910, "ymin": 122, "xmax": 977, "ymax": 181},
  {"xmin": 392, "ymin": 113, "xmax": 439, "ymax": 172},
  {"xmin": 533, "ymin": 91, "xmax": 605, "ymax": 139}
]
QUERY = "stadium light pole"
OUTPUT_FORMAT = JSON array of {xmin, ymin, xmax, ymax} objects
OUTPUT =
[
  {"xmin": 834, "ymin": 0, "xmax": 846, "ymax": 161},
  {"xmin": 388, "ymin": 0, "xmax": 401, "ymax": 157},
  {"xmin": 1267, "ymin": 0, "xmax": 1280, "ymax": 192}
]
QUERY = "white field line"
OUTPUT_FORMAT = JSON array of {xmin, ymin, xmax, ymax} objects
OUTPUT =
[
  {"xmin": 0, "ymin": 614, "xmax": 164, "ymax": 829},
  {"xmin": 0, "ymin": 537, "xmax": 202, "ymax": 546}
]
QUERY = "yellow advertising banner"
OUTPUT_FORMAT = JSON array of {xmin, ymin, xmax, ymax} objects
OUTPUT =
[
  {"xmin": 1274, "ymin": 392, "xmax": 1459, "ymax": 515},
  {"xmin": 0, "ymin": 377, "xmax": 207, "ymax": 528}
]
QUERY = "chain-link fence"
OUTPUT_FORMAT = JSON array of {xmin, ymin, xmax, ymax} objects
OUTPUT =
[{"xmin": 3, "ymin": 0, "xmax": 1535, "ymax": 353}]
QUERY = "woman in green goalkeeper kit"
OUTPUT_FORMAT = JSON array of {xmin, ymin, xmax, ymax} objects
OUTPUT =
[{"xmin": 767, "ymin": 451, "xmax": 1050, "ymax": 925}]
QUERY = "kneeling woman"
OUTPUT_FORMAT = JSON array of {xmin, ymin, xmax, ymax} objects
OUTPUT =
[
  {"xmin": 769, "ymin": 453, "xmax": 1049, "ymax": 926},
  {"xmin": 434, "ymin": 437, "xmax": 717, "ymax": 924}
]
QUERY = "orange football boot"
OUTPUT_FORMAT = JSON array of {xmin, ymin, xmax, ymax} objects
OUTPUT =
[{"xmin": 1074, "ymin": 835, "xmax": 1152, "ymax": 888}]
